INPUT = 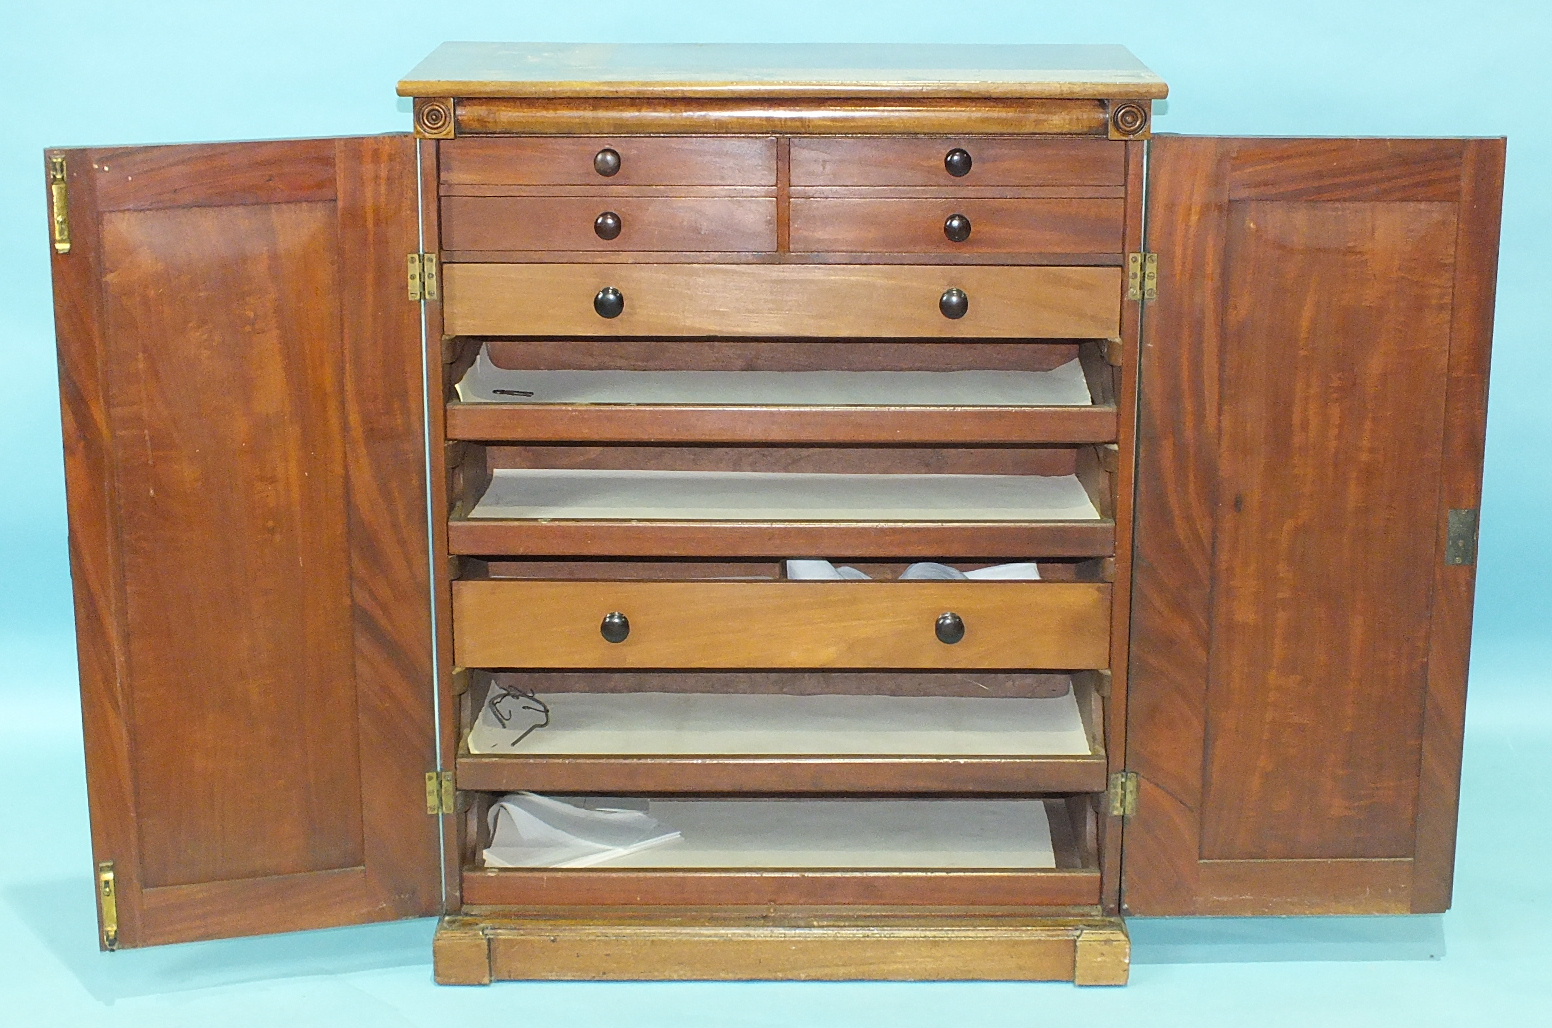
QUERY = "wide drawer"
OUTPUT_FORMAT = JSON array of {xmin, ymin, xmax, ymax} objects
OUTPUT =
[
  {"xmin": 440, "ymin": 136, "xmax": 778, "ymax": 186},
  {"xmin": 789, "ymin": 137, "xmax": 1125, "ymax": 187},
  {"xmin": 442, "ymin": 264, "xmax": 1122, "ymax": 338},
  {"xmin": 789, "ymin": 197, "xmax": 1124, "ymax": 254},
  {"xmin": 452, "ymin": 580, "xmax": 1112, "ymax": 669},
  {"xmin": 442, "ymin": 196, "xmax": 777, "ymax": 252}
]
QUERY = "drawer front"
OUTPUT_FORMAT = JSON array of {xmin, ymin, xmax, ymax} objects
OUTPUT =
[
  {"xmin": 790, "ymin": 198, "xmax": 1125, "ymax": 254},
  {"xmin": 790, "ymin": 137, "xmax": 1125, "ymax": 187},
  {"xmin": 440, "ymin": 137, "xmax": 778, "ymax": 186},
  {"xmin": 453, "ymin": 580, "xmax": 1112, "ymax": 670},
  {"xmin": 442, "ymin": 196, "xmax": 777, "ymax": 252},
  {"xmin": 443, "ymin": 264, "xmax": 1122, "ymax": 338}
]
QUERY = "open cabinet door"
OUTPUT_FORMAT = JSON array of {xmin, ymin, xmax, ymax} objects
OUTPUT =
[
  {"xmin": 1125, "ymin": 137, "xmax": 1504, "ymax": 915},
  {"xmin": 50, "ymin": 136, "xmax": 442, "ymax": 947}
]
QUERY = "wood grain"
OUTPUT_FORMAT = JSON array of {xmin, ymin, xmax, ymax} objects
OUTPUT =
[
  {"xmin": 1203, "ymin": 197, "xmax": 1456, "ymax": 860},
  {"xmin": 90, "ymin": 139, "xmax": 336, "ymax": 211},
  {"xmin": 461, "ymin": 868, "xmax": 1098, "ymax": 908},
  {"xmin": 451, "ymin": 97, "xmax": 1111, "ymax": 137},
  {"xmin": 52, "ymin": 138, "xmax": 439, "ymax": 946},
  {"xmin": 1123, "ymin": 136, "xmax": 1501, "ymax": 915},
  {"xmin": 484, "ymin": 669, "xmax": 1079, "ymax": 697},
  {"xmin": 436, "ymin": 909, "xmax": 1129, "ymax": 983},
  {"xmin": 482, "ymin": 338, "xmax": 1085, "ymax": 372},
  {"xmin": 102, "ymin": 197, "xmax": 363, "ymax": 888},
  {"xmin": 789, "ymin": 137, "xmax": 1125, "ymax": 187},
  {"xmin": 442, "ymin": 263, "xmax": 1122, "ymax": 339},
  {"xmin": 446, "ymin": 403, "xmax": 1119, "ymax": 446},
  {"xmin": 453, "ymin": 579, "xmax": 1111, "ymax": 669},
  {"xmin": 1194, "ymin": 859, "xmax": 1413, "ymax": 915},
  {"xmin": 1410, "ymin": 138, "xmax": 1505, "ymax": 911},
  {"xmin": 441, "ymin": 195, "xmax": 776, "ymax": 252},
  {"xmin": 481, "ymin": 442, "xmax": 1078, "ymax": 476},
  {"xmin": 788, "ymin": 198, "xmax": 1124, "ymax": 255},
  {"xmin": 455, "ymin": 754, "xmax": 1108, "ymax": 795},
  {"xmin": 447, "ymin": 518, "xmax": 1116, "ymax": 559},
  {"xmin": 439, "ymin": 136, "xmax": 777, "ymax": 186},
  {"xmin": 398, "ymin": 42, "xmax": 1168, "ymax": 100}
]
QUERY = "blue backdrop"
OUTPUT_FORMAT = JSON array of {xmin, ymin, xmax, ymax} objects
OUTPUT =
[{"xmin": 1, "ymin": 3, "xmax": 1547, "ymax": 1025}]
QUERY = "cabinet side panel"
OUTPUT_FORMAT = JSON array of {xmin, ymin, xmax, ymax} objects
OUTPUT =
[
  {"xmin": 102, "ymin": 199, "xmax": 364, "ymax": 887},
  {"xmin": 1202, "ymin": 199, "xmax": 1457, "ymax": 860}
]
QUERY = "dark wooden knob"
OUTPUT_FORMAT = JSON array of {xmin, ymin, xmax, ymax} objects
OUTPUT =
[
  {"xmin": 935, "ymin": 612, "xmax": 965, "ymax": 644},
  {"xmin": 594, "ymin": 147, "xmax": 622, "ymax": 177},
  {"xmin": 944, "ymin": 147, "xmax": 973, "ymax": 177},
  {"xmin": 594, "ymin": 211, "xmax": 622, "ymax": 240},
  {"xmin": 943, "ymin": 213, "xmax": 972, "ymax": 243},
  {"xmin": 939, "ymin": 288, "xmax": 969, "ymax": 320},
  {"xmin": 593, "ymin": 287, "xmax": 624, "ymax": 319},
  {"xmin": 600, "ymin": 611, "xmax": 630, "ymax": 643}
]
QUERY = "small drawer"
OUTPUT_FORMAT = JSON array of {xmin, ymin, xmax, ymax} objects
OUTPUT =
[
  {"xmin": 440, "ymin": 137, "xmax": 778, "ymax": 187},
  {"xmin": 442, "ymin": 196, "xmax": 777, "ymax": 253},
  {"xmin": 442, "ymin": 263, "xmax": 1122, "ymax": 338},
  {"xmin": 789, "ymin": 137, "xmax": 1125, "ymax": 188},
  {"xmin": 452, "ymin": 579, "xmax": 1112, "ymax": 670},
  {"xmin": 790, "ymin": 198, "xmax": 1125, "ymax": 254}
]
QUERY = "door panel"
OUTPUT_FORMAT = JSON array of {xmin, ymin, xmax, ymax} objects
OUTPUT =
[
  {"xmin": 52, "ymin": 136, "xmax": 441, "ymax": 946},
  {"xmin": 1124, "ymin": 136, "xmax": 1503, "ymax": 914}
]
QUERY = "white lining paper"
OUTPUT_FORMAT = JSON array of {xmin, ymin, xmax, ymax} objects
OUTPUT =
[
  {"xmin": 456, "ymin": 347, "xmax": 1093, "ymax": 407},
  {"xmin": 568, "ymin": 797, "xmax": 1056, "ymax": 869},
  {"xmin": 468, "ymin": 468, "xmax": 1101, "ymax": 521},
  {"xmin": 466, "ymin": 686, "xmax": 1092, "ymax": 756}
]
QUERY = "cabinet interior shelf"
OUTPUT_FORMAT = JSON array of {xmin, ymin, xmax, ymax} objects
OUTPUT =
[
  {"xmin": 450, "ymin": 467, "xmax": 1113, "ymax": 557},
  {"xmin": 456, "ymin": 684, "xmax": 1106, "ymax": 793},
  {"xmin": 447, "ymin": 347, "xmax": 1118, "ymax": 444},
  {"xmin": 462, "ymin": 796, "xmax": 1099, "ymax": 907}
]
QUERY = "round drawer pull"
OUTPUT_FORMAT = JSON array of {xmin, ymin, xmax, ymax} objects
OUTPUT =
[
  {"xmin": 939, "ymin": 288, "xmax": 969, "ymax": 320},
  {"xmin": 943, "ymin": 213, "xmax": 972, "ymax": 243},
  {"xmin": 593, "ymin": 147, "xmax": 622, "ymax": 177},
  {"xmin": 935, "ymin": 612, "xmax": 966, "ymax": 645},
  {"xmin": 594, "ymin": 210, "xmax": 622, "ymax": 240},
  {"xmin": 600, "ymin": 611, "xmax": 630, "ymax": 643},
  {"xmin": 944, "ymin": 147, "xmax": 973, "ymax": 177},
  {"xmin": 593, "ymin": 286, "xmax": 625, "ymax": 319}
]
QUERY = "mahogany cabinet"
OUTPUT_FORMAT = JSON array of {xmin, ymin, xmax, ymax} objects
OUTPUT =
[{"xmin": 46, "ymin": 43, "xmax": 1504, "ymax": 985}]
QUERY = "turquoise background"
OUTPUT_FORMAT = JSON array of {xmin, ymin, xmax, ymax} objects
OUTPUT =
[{"xmin": 1, "ymin": 2, "xmax": 1548, "ymax": 1024}]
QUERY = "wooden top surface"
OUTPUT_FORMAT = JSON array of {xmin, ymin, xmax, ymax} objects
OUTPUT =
[{"xmin": 398, "ymin": 42, "xmax": 1167, "ymax": 99}]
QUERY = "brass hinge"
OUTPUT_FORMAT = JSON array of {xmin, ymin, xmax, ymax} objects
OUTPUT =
[
  {"xmin": 1446, "ymin": 508, "xmax": 1480, "ymax": 566},
  {"xmin": 1108, "ymin": 771, "xmax": 1139, "ymax": 819},
  {"xmin": 1126, "ymin": 251, "xmax": 1157, "ymax": 301},
  {"xmin": 407, "ymin": 252, "xmax": 439, "ymax": 302},
  {"xmin": 425, "ymin": 770, "xmax": 456, "ymax": 815},
  {"xmin": 49, "ymin": 154, "xmax": 71, "ymax": 254},
  {"xmin": 96, "ymin": 860, "xmax": 118, "ymax": 950}
]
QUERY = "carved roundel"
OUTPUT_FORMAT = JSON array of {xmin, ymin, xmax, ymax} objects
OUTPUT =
[
  {"xmin": 415, "ymin": 97, "xmax": 455, "ymax": 139},
  {"xmin": 1109, "ymin": 101, "xmax": 1149, "ymax": 138}
]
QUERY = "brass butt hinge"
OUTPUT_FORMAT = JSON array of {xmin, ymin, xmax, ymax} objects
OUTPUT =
[
  {"xmin": 1126, "ymin": 252, "xmax": 1157, "ymax": 301},
  {"xmin": 425, "ymin": 770, "xmax": 456, "ymax": 815},
  {"xmin": 49, "ymin": 154, "xmax": 71, "ymax": 254},
  {"xmin": 407, "ymin": 252, "xmax": 439, "ymax": 302},
  {"xmin": 96, "ymin": 860, "xmax": 118, "ymax": 950},
  {"xmin": 1108, "ymin": 771, "xmax": 1139, "ymax": 819},
  {"xmin": 1446, "ymin": 508, "xmax": 1480, "ymax": 566}
]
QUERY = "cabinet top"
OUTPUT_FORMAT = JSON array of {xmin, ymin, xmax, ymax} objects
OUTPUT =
[{"xmin": 397, "ymin": 42, "xmax": 1167, "ymax": 100}]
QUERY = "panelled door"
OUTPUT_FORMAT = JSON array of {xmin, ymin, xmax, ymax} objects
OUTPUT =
[
  {"xmin": 50, "ymin": 136, "xmax": 442, "ymax": 946},
  {"xmin": 1125, "ymin": 136, "xmax": 1504, "ymax": 915}
]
